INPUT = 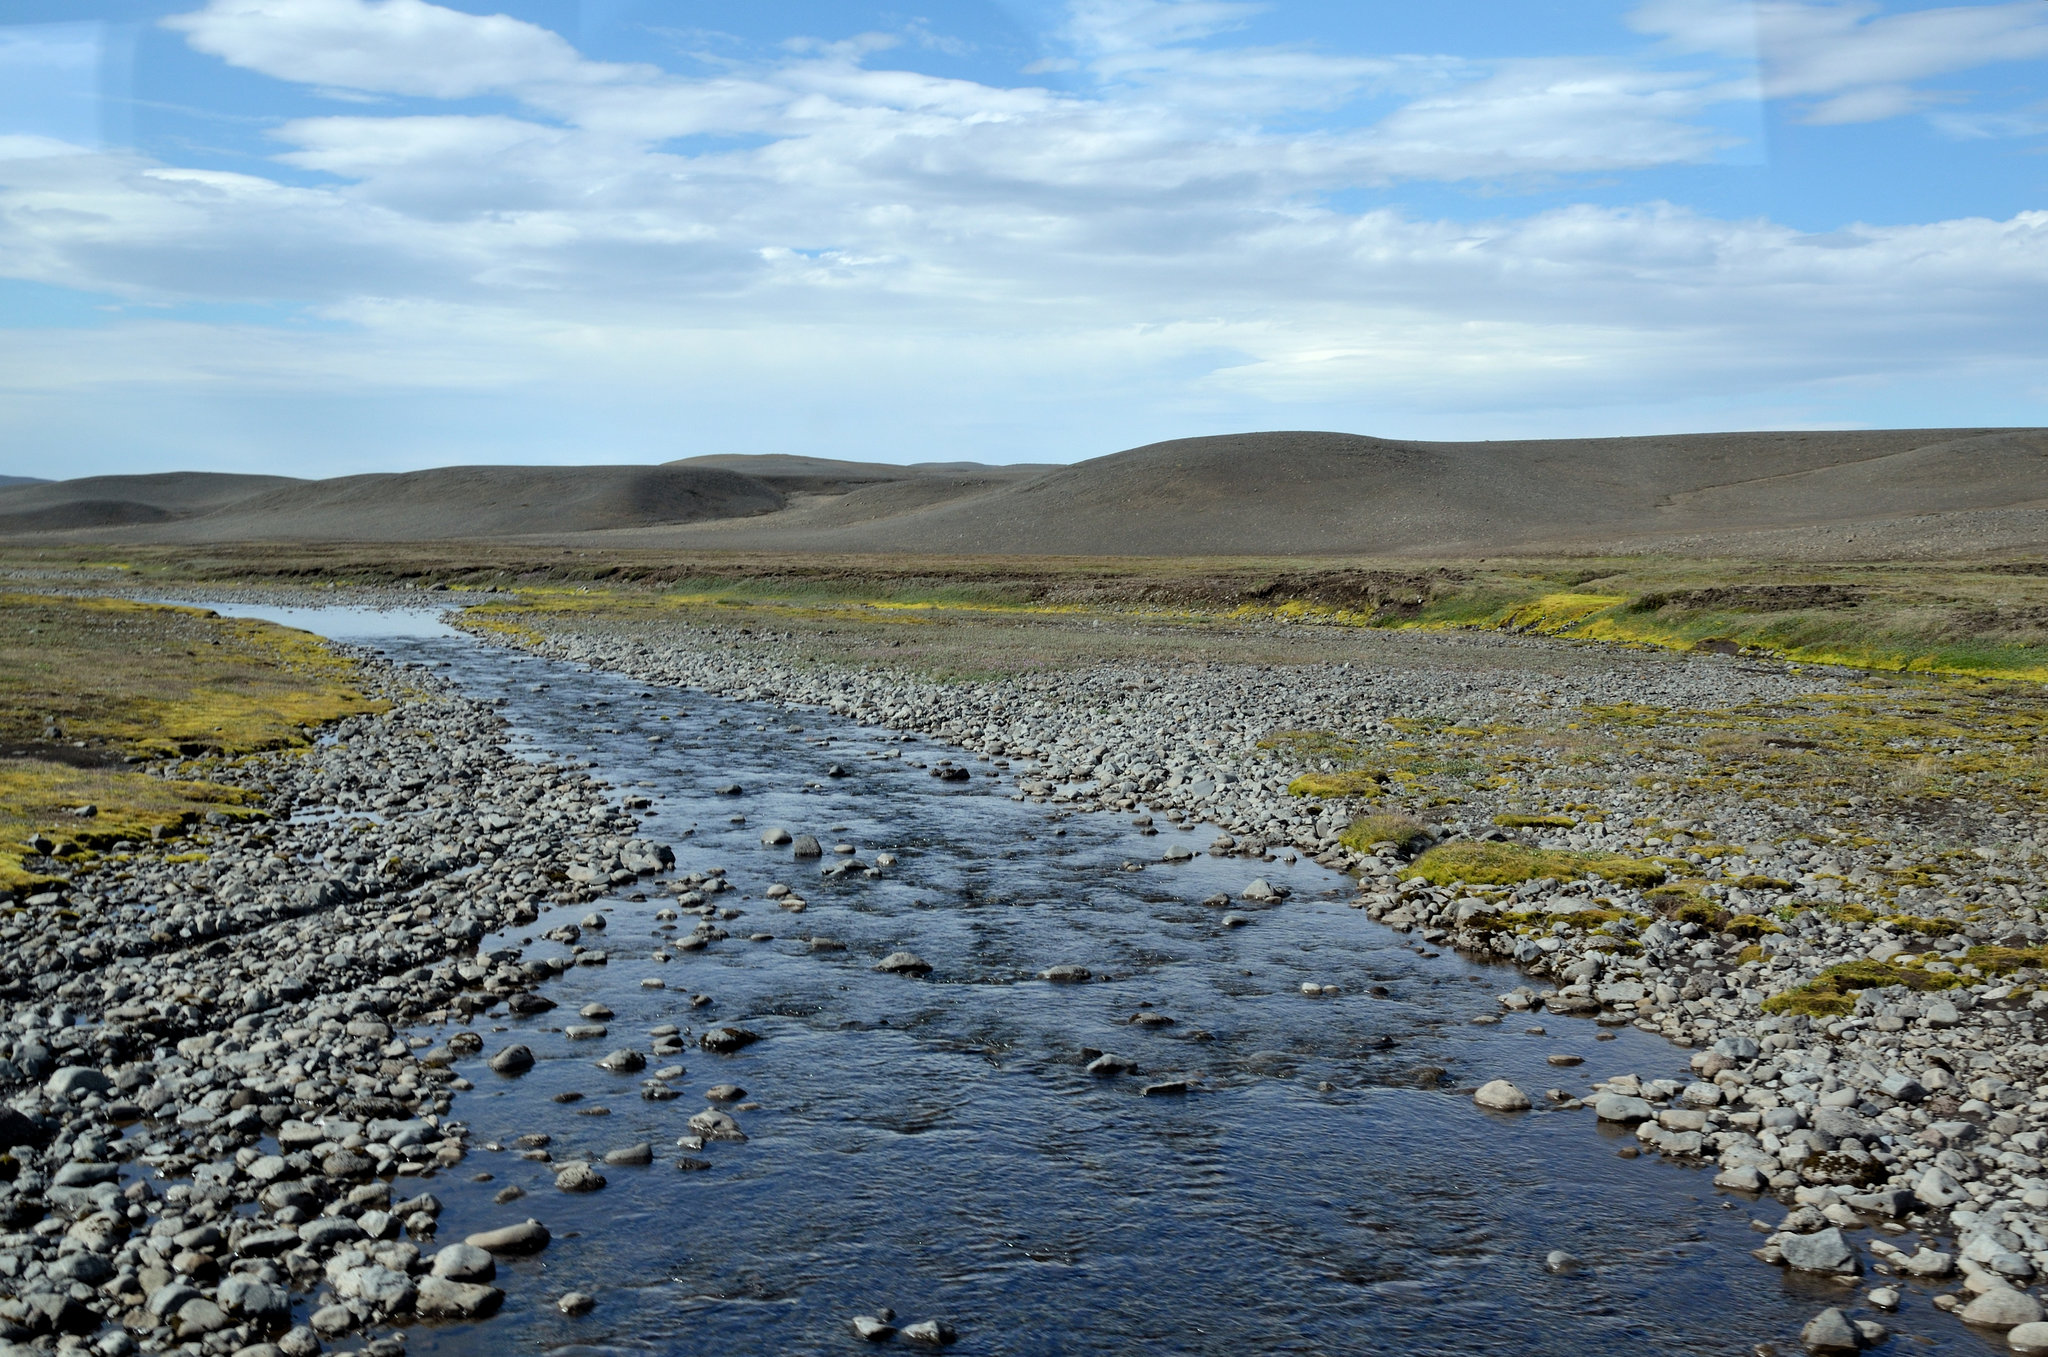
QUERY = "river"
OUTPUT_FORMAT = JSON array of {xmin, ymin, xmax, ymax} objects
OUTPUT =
[{"xmin": 189, "ymin": 602, "xmax": 1990, "ymax": 1356}]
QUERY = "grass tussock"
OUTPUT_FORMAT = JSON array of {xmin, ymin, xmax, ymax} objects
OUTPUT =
[
  {"xmin": 1338, "ymin": 812, "xmax": 1432, "ymax": 853},
  {"xmin": 1400, "ymin": 840, "xmax": 1666, "ymax": 888},
  {"xmin": 1762, "ymin": 960, "xmax": 1965, "ymax": 1017},
  {"xmin": 1493, "ymin": 812, "xmax": 1577, "ymax": 829}
]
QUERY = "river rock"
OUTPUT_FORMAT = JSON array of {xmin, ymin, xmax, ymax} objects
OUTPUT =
[
  {"xmin": 598, "ymin": 1049, "xmax": 646, "ymax": 1072},
  {"xmin": 605, "ymin": 1142, "xmax": 655, "ymax": 1165},
  {"xmin": 1799, "ymin": 1307, "xmax": 1861, "ymax": 1354},
  {"xmin": 554, "ymin": 1161, "xmax": 607, "ymax": 1192},
  {"xmin": 902, "ymin": 1319, "xmax": 958, "ymax": 1345},
  {"xmin": 792, "ymin": 835, "xmax": 822, "ymax": 858},
  {"xmin": 489, "ymin": 1045, "xmax": 536, "ymax": 1075},
  {"xmin": 1780, "ymin": 1227, "xmax": 1859, "ymax": 1275},
  {"xmin": 689, "ymin": 1108, "xmax": 747, "ymax": 1141},
  {"xmin": 875, "ymin": 951, "xmax": 933, "ymax": 975},
  {"xmin": 466, "ymin": 1219, "xmax": 552, "ymax": 1255},
  {"xmin": 44, "ymin": 1066, "xmax": 112, "ymax": 1099},
  {"xmin": 700, "ymin": 1026, "xmax": 761, "ymax": 1053},
  {"xmin": 1961, "ymin": 1286, "xmax": 2044, "ymax": 1329},
  {"xmin": 1040, "ymin": 964, "xmax": 1091, "ymax": 983},
  {"xmin": 415, "ymin": 1275, "xmax": 505, "ymax": 1319},
  {"xmin": 1593, "ymin": 1093, "xmax": 1654, "ymax": 1123},
  {"xmin": 2010, "ymin": 1321, "xmax": 2048, "ymax": 1355},
  {"xmin": 761, "ymin": 827, "xmax": 793, "ymax": 845},
  {"xmin": 431, "ymin": 1243, "xmax": 496, "ymax": 1281},
  {"xmin": 1474, "ymin": 1080, "xmax": 1531, "ymax": 1111}
]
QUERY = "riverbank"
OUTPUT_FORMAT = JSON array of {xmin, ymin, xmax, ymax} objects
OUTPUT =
[
  {"xmin": 0, "ymin": 603, "xmax": 639, "ymax": 1353},
  {"xmin": 468, "ymin": 601, "xmax": 2048, "ymax": 1349}
]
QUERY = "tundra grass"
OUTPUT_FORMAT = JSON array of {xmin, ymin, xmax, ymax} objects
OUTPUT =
[
  {"xmin": 1399, "ymin": 841, "xmax": 1667, "ymax": 889},
  {"xmin": 0, "ymin": 594, "xmax": 378, "ymax": 891}
]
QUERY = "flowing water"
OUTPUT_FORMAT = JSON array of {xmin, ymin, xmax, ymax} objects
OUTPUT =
[{"xmin": 195, "ymin": 605, "xmax": 1993, "ymax": 1357}]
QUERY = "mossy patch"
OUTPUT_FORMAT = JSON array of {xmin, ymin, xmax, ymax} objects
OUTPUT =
[
  {"xmin": 0, "ymin": 593, "xmax": 382, "ymax": 759},
  {"xmin": 1762, "ymin": 959, "xmax": 1964, "ymax": 1017},
  {"xmin": 1723, "ymin": 914, "xmax": 1782, "ymax": 939},
  {"xmin": 1288, "ymin": 770, "xmax": 1382, "ymax": 798},
  {"xmin": 0, "ymin": 760, "xmax": 258, "ymax": 890},
  {"xmin": 1399, "ymin": 840, "xmax": 1665, "ymax": 888},
  {"xmin": 0, "ymin": 594, "xmax": 372, "ymax": 892},
  {"xmin": 1339, "ymin": 812, "xmax": 1431, "ymax": 853},
  {"xmin": 1494, "ymin": 812, "xmax": 1577, "ymax": 829}
]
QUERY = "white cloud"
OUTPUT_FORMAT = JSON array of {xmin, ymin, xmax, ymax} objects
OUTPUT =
[
  {"xmin": 163, "ymin": 0, "xmax": 653, "ymax": 99},
  {"xmin": 1632, "ymin": 0, "xmax": 2048, "ymax": 124}
]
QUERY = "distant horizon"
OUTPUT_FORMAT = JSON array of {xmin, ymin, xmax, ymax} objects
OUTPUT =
[
  {"xmin": 3, "ymin": 1, "xmax": 2046, "ymax": 478},
  {"xmin": 15, "ymin": 420, "xmax": 2048, "ymax": 485}
]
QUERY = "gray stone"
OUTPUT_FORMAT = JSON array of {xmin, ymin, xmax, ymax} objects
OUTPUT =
[
  {"xmin": 1473, "ymin": 1080, "xmax": 1531, "ymax": 1111},
  {"xmin": 414, "ymin": 1276, "xmax": 504, "ymax": 1319},
  {"xmin": 1799, "ymin": 1307, "xmax": 1860, "ymax": 1355},
  {"xmin": 175, "ymin": 1298, "xmax": 233, "ymax": 1336},
  {"xmin": 2008, "ymin": 1321, "xmax": 2048, "ymax": 1355},
  {"xmin": 554, "ymin": 1161, "xmax": 606, "ymax": 1192},
  {"xmin": 431, "ymin": 1243, "xmax": 497, "ymax": 1281},
  {"xmin": 218, "ymin": 1275, "xmax": 292, "ymax": 1326},
  {"xmin": 1779, "ymin": 1227, "xmax": 1859, "ymax": 1275},
  {"xmin": 44, "ymin": 1066, "xmax": 112, "ymax": 1099},
  {"xmin": 466, "ymin": 1219, "xmax": 551, "ymax": 1255},
  {"xmin": 488, "ymin": 1045, "xmax": 535, "ymax": 1075},
  {"xmin": 1961, "ymin": 1286, "xmax": 2044, "ymax": 1329},
  {"xmin": 875, "ymin": 951, "xmax": 932, "ymax": 976},
  {"xmin": 334, "ymin": 1263, "xmax": 416, "ymax": 1312},
  {"xmin": 1039, "ymin": 965, "xmax": 1091, "ymax": 983},
  {"xmin": 792, "ymin": 835, "xmax": 822, "ymax": 858},
  {"xmin": 1593, "ymin": 1093, "xmax": 1654, "ymax": 1123}
]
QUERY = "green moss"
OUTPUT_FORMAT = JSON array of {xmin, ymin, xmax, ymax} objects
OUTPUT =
[
  {"xmin": 1723, "ymin": 913, "xmax": 1782, "ymax": 939},
  {"xmin": 1963, "ymin": 945, "xmax": 2048, "ymax": 975},
  {"xmin": 1494, "ymin": 812, "xmax": 1577, "ymax": 829},
  {"xmin": 1339, "ymin": 812, "xmax": 1432, "ymax": 853},
  {"xmin": 1886, "ymin": 915, "xmax": 1959, "ymax": 937},
  {"xmin": 1761, "ymin": 959, "xmax": 1964, "ymax": 1016},
  {"xmin": 1399, "ymin": 840, "xmax": 1665, "ymax": 888},
  {"xmin": 1288, "ymin": 770, "xmax": 1382, "ymax": 798}
]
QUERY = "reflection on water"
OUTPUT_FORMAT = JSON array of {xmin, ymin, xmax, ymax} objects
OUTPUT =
[{"xmin": 214, "ymin": 609, "xmax": 1994, "ymax": 1356}]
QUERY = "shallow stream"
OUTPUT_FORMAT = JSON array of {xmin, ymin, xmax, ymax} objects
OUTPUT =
[{"xmin": 196, "ymin": 604, "xmax": 1994, "ymax": 1356}]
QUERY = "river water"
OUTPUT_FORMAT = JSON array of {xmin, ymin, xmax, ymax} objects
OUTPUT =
[{"xmin": 194, "ymin": 604, "xmax": 1993, "ymax": 1357}]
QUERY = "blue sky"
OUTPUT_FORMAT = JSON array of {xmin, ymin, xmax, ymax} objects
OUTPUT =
[{"xmin": 1, "ymin": 0, "xmax": 2045, "ymax": 477}]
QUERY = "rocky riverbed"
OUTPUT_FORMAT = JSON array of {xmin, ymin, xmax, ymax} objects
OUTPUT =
[
  {"xmin": 469, "ymin": 606, "xmax": 2048, "ymax": 1355},
  {"xmin": 0, "ymin": 642, "xmax": 645, "ymax": 1354},
  {"xmin": 5, "ymin": 590, "xmax": 2046, "ymax": 1357}
]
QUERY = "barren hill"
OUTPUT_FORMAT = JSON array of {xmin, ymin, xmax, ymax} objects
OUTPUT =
[
  {"xmin": 0, "ymin": 465, "xmax": 781, "ymax": 542},
  {"xmin": 3, "ymin": 428, "xmax": 2042, "ymax": 557},
  {"xmin": 597, "ymin": 428, "xmax": 2048, "ymax": 557}
]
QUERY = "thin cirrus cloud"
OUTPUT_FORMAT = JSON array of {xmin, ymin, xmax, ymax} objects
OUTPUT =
[
  {"xmin": 1631, "ymin": 0, "xmax": 2048, "ymax": 123},
  {"xmin": 0, "ymin": 0, "xmax": 2041, "ymax": 475}
]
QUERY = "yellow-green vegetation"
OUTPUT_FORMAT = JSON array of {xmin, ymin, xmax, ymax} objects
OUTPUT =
[
  {"xmin": 1887, "ymin": 915, "xmax": 1960, "ymax": 937},
  {"xmin": 1763, "ymin": 959, "xmax": 1965, "ymax": 1017},
  {"xmin": 0, "ymin": 593, "xmax": 381, "ymax": 758},
  {"xmin": 1723, "ymin": 913, "xmax": 1782, "ymax": 939},
  {"xmin": 1494, "ymin": 812, "xmax": 1577, "ymax": 829},
  {"xmin": 1399, "ymin": 840, "xmax": 1667, "ymax": 888},
  {"xmin": 1337, "ymin": 812, "xmax": 1431, "ymax": 853},
  {"xmin": 0, "ymin": 594, "xmax": 379, "ymax": 890},
  {"xmin": 0, "ymin": 761, "xmax": 259, "ymax": 890},
  {"xmin": 1388, "ymin": 563, "xmax": 2048, "ymax": 683}
]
